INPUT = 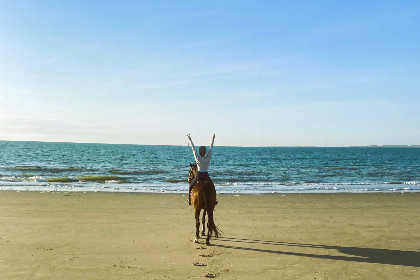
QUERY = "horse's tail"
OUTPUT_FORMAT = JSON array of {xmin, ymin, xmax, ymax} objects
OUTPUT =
[{"xmin": 203, "ymin": 183, "xmax": 220, "ymax": 238}]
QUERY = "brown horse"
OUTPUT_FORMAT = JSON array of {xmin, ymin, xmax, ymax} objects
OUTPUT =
[{"xmin": 188, "ymin": 163, "xmax": 220, "ymax": 245}]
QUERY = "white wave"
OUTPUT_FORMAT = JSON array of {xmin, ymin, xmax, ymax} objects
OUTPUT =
[{"xmin": 404, "ymin": 181, "xmax": 419, "ymax": 185}]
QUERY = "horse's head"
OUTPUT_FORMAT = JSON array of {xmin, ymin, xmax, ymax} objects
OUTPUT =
[{"xmin": 188, "ymin": 163, "xmax": 197, "ymax": 183}]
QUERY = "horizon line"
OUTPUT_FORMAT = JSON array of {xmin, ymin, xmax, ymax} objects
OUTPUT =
[{"xmin": 1, "ymin": 139, "xmax": 419, "ymax": 148}]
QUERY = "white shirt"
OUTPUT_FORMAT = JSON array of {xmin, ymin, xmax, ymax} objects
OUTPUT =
[{"xmin": 189, "ymin": 138, "xmax": 214, "ymax": 172}]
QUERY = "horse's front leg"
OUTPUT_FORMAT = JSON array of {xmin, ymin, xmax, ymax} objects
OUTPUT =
[
  {"xmin": 201, "ymin": 209, "xmax": 206, "ymax": 236},
  {"xmin": 194, "ymin": 208, "xmax": 200, "ymax": 243}
]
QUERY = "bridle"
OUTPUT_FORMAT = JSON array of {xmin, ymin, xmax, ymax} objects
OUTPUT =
[{"xmin": 188, "ymin": 164, "xmax": 197, "ymax": 183}]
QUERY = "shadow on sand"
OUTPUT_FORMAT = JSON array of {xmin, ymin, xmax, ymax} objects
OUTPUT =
[{"xmin": 214, "ymin": 237, "xmax": 420, "ymax": 267}]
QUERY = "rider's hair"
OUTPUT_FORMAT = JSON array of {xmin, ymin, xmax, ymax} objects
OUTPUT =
[{"xmin": 199, "ymin": 146, "xmax": 206, "ymax": 157}]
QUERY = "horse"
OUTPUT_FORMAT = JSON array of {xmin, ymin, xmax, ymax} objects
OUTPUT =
[{"xmin": 188, "ymin": 163, "xmax": 220, "ymax": 245}]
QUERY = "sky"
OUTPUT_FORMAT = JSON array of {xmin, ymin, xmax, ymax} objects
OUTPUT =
[{"xmin": 1, "ymin": 0, "xmax": 419, "ymax": 146}]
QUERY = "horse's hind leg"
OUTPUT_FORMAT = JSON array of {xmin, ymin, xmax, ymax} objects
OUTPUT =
[
  {"xmin": 194, "ymin": 208, "xmax": 200, "ymax": 243},
  {"xmin": 201, "ymin": 209, "xmax": 206, "ymax": 236}
]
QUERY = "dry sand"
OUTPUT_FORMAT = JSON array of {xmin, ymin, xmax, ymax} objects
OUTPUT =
[{"xmin": 1, "ymin": 191, "xmax": 419, "ymax": 279}]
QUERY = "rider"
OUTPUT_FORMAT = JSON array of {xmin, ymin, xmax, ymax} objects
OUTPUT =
[{"xmin": 187, "ymin": 133, "xmax": 217, "ymax": 205}]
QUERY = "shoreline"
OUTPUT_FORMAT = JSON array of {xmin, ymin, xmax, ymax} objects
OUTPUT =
[
  {"xmin": 1, "ymin": 192, "xmax": 419, "ymax": 279},
  {"xmin": 1, "ymin": 181, "xmax": 419, "ymax": 195},
  {"xmin": 2, "ymin": 190, "xmax": 420, "ymax": 197},
  {"xmin": 1, "ymin": 189, "xmax": 420, "ymax": 194}
]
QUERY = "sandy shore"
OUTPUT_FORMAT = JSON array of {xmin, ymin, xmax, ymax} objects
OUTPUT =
[{"xmin": 1, "ymin": 192, "xmax": 419, "ymax": 279}]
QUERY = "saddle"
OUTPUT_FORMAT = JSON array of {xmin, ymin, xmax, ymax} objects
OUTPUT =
[{"xmin": 197, "ymin": 172, "xmax": 211, "ymax": 183}]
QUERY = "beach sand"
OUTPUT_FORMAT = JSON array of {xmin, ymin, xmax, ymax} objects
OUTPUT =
[{"xmin": 1, "ymin": 192, "xmax": 419, "ymax": 279}]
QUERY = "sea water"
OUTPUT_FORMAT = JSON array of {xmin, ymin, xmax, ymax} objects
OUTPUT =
[{"xmin": 0, "ymin": 141, "xmax": 419, "ymax": 193}]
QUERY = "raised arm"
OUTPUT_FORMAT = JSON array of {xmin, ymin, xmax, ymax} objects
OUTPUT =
[
  {"xmin": 207, "ymin": 133, "xmax": 215, "ymax": 158},
  {"xmin": 187, "ymin": 134, "xmax": 199, "ymax": 159}
]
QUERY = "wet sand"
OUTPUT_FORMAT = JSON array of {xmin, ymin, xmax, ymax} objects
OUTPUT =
[{"xmin": 1, "ymin": 191, "xmax": 419, "ymax": 279}]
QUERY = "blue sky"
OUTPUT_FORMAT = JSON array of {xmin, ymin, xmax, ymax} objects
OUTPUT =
[{"xmin": 1, "ymin": 0, "xmax": 419, "ymax": 146}]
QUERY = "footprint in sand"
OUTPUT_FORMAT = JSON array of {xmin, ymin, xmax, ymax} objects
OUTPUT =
[{"xmin": 37, "ymin": 247, "xmax": 53, "ymax": 252}]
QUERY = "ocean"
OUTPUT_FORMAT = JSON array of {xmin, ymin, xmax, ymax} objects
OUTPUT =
[{"xmin": 0, "ymin": 141, "xmax": 419, "ymax": 194}]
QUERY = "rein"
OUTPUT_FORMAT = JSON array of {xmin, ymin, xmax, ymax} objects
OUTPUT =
[{"xmin": 188, "ymin": 164, "xmax": 197, "ymax": 183}]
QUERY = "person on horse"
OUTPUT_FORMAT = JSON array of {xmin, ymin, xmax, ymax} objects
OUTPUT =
[{"xmin": 187, "ymin": 133, "xmax": 217, "ymax": 206}]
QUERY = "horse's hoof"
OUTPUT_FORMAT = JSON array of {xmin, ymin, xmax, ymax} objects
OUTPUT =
[
  {"xmin": 194, "ymin": 238, "xmax": 199, "ymax": 243},
  {"xmin": 206, "ymin": 242, "xmax": 210, "ymax": 246},
  {"xmin": 201, "ymin": 232, "xmax": 206, "ymax": 236}
]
